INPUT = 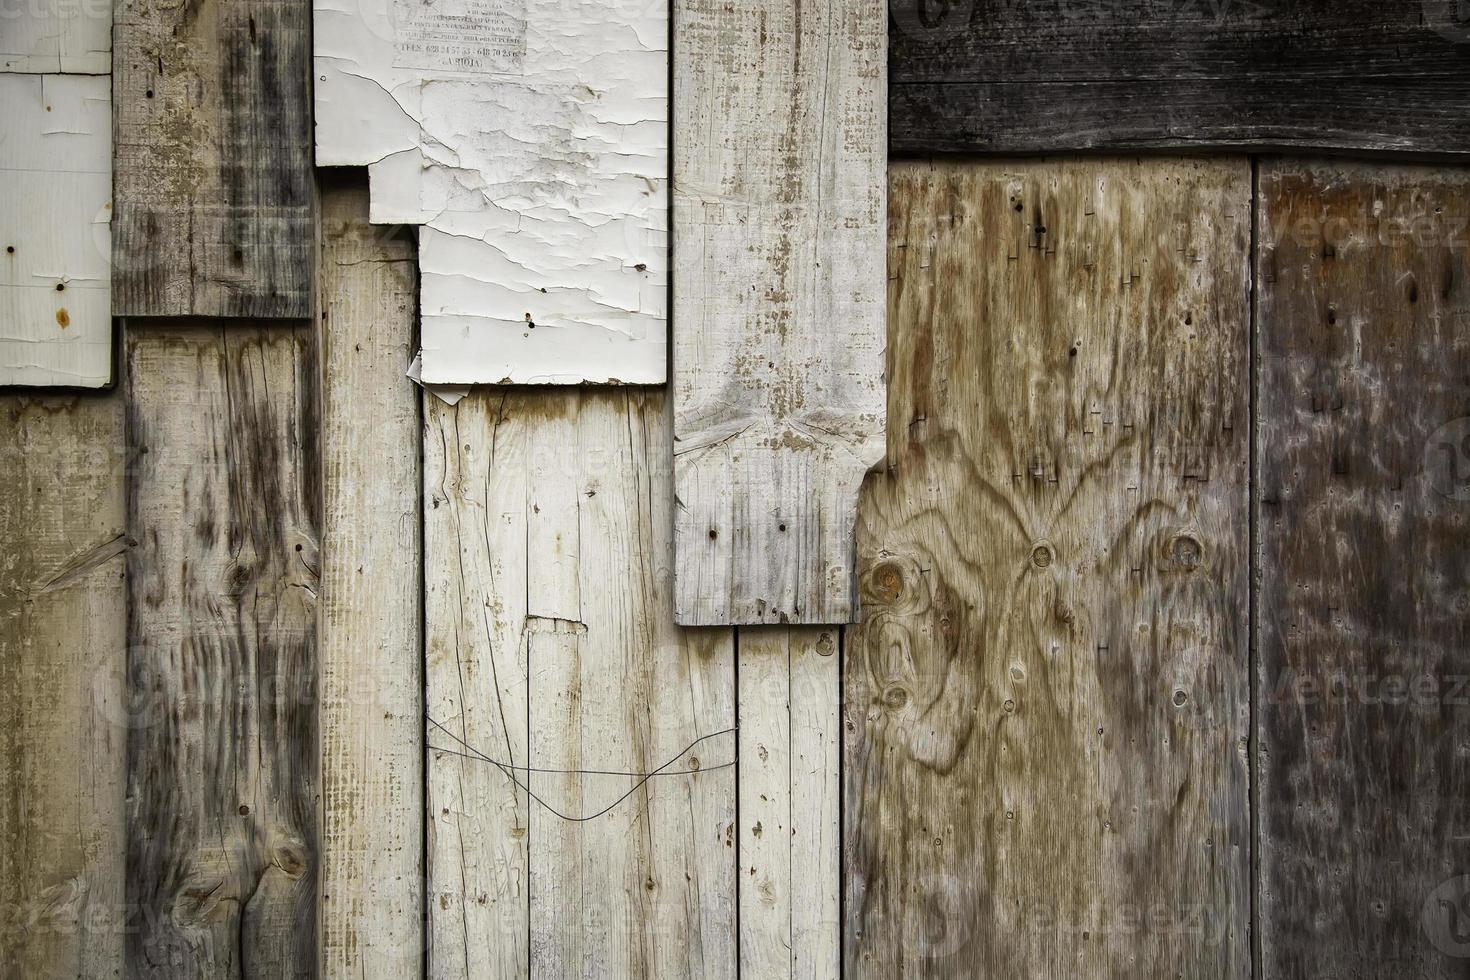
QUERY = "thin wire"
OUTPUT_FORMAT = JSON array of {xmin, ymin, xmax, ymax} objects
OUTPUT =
[{"xmin": 425, "ymin": 715, "xmax": 736, "ymax": 823}]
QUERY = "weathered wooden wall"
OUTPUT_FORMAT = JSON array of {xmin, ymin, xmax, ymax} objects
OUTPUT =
[{"xmin": 847, "ymin": 158, "xmax": 1253, "ymax": 977}]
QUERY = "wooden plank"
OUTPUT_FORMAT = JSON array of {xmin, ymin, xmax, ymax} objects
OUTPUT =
[
  {"xmin": 318, "ymin": 176, "xmax": 422, "ymax": 977},
  {"xmin": 425, "ymin": 387, "xmax": 738, "ymax": 978},
  {"xmin": 1256, "ymin": 160, "xmax": 1470, "ymax": 974},
  {"xmin": 125, "ymin": 325, "xmax": 318, "ymax": 977},
  {"xmin": 671, "ymin": 0, "xmax": 887, "ymax": 626},
  {"xmin": 1, "ymin": 73, "xmax": 113, "ymax": 387},
  {"xmin": 0, "ymin": 391, "xmax": 125, "ymax": 977},
  {"xmin": 890, "ymin": 0, "xmax": 1470, "ymax": 156},
  {"xmin": 112, "ymin": 0, "xmax": 312, "ymax": 318},
  {"xmin": 845, "ymin": 159, "xmax": 1251, "ymax": 976},
  {"xmin": 737, "ymin": 627, "xmax": 840, "ymax": 980}
]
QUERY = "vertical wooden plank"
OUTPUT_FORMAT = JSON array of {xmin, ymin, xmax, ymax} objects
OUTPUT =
[
  {"xmin": 846, "ymin": 159, "xmax": 1251, "ymax": 977},
  {"xmin": 112, "ymin": 0, "xmax": 312, "ymax": 318},
  {"xmin": 318, "ymin": 177, "xmax": 422, "ymax": 977},
  {"xmin": 737, "ymin": 627, "xmax": 840, "ymax": 980},
  {"xmin": 1257, "ymin": 161, "xmax": 1470, "ymax": 975},
  {"xmin": 0, "ymin": 392, "xmax": 125, "ymax": 977},
  {"xmin": 672, "ymin": 0, "xmax": 887, "ymax": 625},
  {"xmin": 425, "ymin": 387, "xmax": 737, "ymax": 979},
  {"xmin": 125, "ymin": 325, "xmax": 319, "ymax": 977}
]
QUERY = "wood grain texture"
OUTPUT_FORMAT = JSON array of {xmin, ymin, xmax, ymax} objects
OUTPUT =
[
  {"xmin": 672, "ymin": 0, "xmax": 887, "ymax": 625},
  {"xmin": 425, "ymin": 388, "xmax": 737, "ymax": 979},
  {"xmin": 318, "ymin": 177, "xmax": 422, "ymax": 977},
  {"xmin": 125, "ymin": 325, "xmax": 319, "ymax": 977},
  {"xmin": 737, "ymin": 627, "xmax": 840, "ymax": 980},
  {"xmin": 889, "ymin": 0, "xmax": 1470, "ymax": 156},
  {"xmin": 1256, "ymin": 160, "xmax": 1470, "ymax": 976},
  {"xmin": 0, "ymin": 392, "xmax": 126, "ymax": 978},
  {"xmin": 112, "ymin": 0, "xmax": 312, "ymax": 318},
  {"xmin": 845, "ymin": 159, "xmax": 1251, "ymax": 977}
]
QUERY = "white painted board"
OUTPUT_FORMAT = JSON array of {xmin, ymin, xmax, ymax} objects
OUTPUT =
[
  {"xmin": 1, "ymin": 0, "xmax": 111, "ymax": 73},
  {"xmin": 314, "ymin": 0, "xmax": 667, "ymax": 384},
  {"xmin": 1, "ymin": 73, "xmax": 111, "ymax": 388}
]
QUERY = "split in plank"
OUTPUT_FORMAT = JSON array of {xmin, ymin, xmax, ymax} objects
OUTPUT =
[
  {"xmin": 672, "ymin": 0, "xmax": 887, "ymax": 625},
  {"xmin": 846, "ymin": 158, "xmax": 1252, "ymax": 977}
]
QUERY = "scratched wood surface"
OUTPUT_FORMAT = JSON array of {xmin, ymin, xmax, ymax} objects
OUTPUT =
[
  {"xmin": 889, "ymin": 0, "xmax": 1470, "ymax": 156},
  {"xmin": 0, "ymin": 392, "xmax": 126, "ymax": 978},
  {"xmin": 1256, "ymin": 160, "xmax": 1470, "ymax": 975},
  {"xmin": 671, "ymin": 0, "xmax": 887, "ymax": 625},
  {"xmin": 112, "ymin": 0, "xmax": 312, "ymax": 317},
  {"xmin": 125, "ymin": 325, "xmax": 319, "ymax": 977},
  {"xmin": 845, "ymin": 158, "xmax": 1252, "ymax": 977},
  {"xmin": 738, "ymin": 627, "xmax": 840, "ymax": 980},
  {"xmin": 425, "ymin": 388, "xmax": 737, "ymax": 979},
  {"xmin": 318, "ymin": 177, "xmax": 422, "ymax": 977}
]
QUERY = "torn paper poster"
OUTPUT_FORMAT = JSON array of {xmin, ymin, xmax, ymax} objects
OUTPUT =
[
  {"xmin": 314, "ymin": 0, "xmax": 667, "ymax": 385},
  {"xmin": 1, "ymin": 0, "xmax": 111, "ymax": 74},
  {"xmin": 0, "ymin": 73, "xmax": 112, "ymax": 388}
]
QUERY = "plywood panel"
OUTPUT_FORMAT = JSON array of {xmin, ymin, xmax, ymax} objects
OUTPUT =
[
  {"xmin": 112, "ymin": 0, "xmax": 312, "ymax": 318},
  {"xmin": 890, "ymin": 0, "xmax": 1470, "ymax": 155},
  {"xmin": 1, "ymin": 73, "xmax": 112, "ymax": 387},
  {"xmin": 0, "ymin": 391, "xmax": 125, "ymax": 977},
  {"xmin": 671, "ymin": 0, "xmax": 887, "ymax": 626},
  {"xmin": 425, "ymin": 388, "xmax": 737, "ymax": 979},
  {"xmin": 845, "ymin": 159, "xmax": 1251, "ymax": 977},
  {"xmin": 314, "ymin": 0, "xmax": 667, "ymax": 383},
  {"xmin": 125, "ymin": 325, "xmax": 318, "ymax": 977},
  {"xmin": 1256, "ymin": 160, "xmax": 1470, "ymax": 976},
  {"xmin": 318, "ymin": 176, "xmax": 422, "ymax": 977},
  {"xmin": 737, "ymin": 627, "xmax": 840, "ymax": 980}
]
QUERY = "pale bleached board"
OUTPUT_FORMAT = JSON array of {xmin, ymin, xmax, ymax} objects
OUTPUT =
[
  {"xmin": 1, "ymin": 73, "xmax": 112, "ymax": 387},
  {"xmin": 318, "ymin": 176, "xmax": 423, "ymax": 977},
  {"xmin": 126, "ymin": 326, "xmax": 319, "ymax": 977},
  {"xmin": 737, "ymin": 627, "xmax": 840, "ymax": 980},
  {"xmin": 846, "ymin": 159, "xmax": 1251, "ymax": 976},
  {"xmin": 672, "ymin": 0, "xmax": 887, "ymax": 625},
  {"xmin": 314, "ymin": 0, "xmax": 667, "ymax": 384},
  {"xmin": 1, "ymin": 0, "xmax": 110, "ymax": 73},
  {"xmin": 112, "ymin": 0, "xmax": 312, "ymax": 318},
  {"xmin": 425, "ymin": 388, "xmax": 737, "ymax": 979},
  {"xmin": 0, "ymin": 391, "xmax": 125, "ymax": 977}
]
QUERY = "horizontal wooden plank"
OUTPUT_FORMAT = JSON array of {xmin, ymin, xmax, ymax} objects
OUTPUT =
[
  {"xmin": 890, "ymin": 0, "xmax": 1470, "ymax": 155},
  {"xmin": 113, "ymin": 0, "xmax": 313, "ymax": 317},
  {"xmin": 1256, "ymin": 159, "xmax": 1470, "ymax": 975},
  {"xmin": 846, "ymin": 158, "xmax": 1251, "ymax": 976}
]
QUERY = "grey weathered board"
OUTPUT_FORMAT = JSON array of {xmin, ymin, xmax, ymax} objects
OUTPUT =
[
  {"xmin": 125, "ymin": 325, "xmax": 319, "ymax": 977},
  {"xmin": 890, "ymin": 0, "xmax": 1470, "ymax": 156},
  {"xmin": 671, "ymin": 0, "xmax": 887, "ymax": 626},
  {"xmin": 1256, "ymin": 161, "xmax": 1470, "ymax": 974},
  {"xmin": 424, "ymin": 388, "xmax": 737, "ymax": 979},
  {"xmin": 317, "ymin": 176, "xmax": 422, "ymax": 978},
  {"xmin": 0, "ymin": 392, "xmax": 126, "ymax": 978},
  {"xmin": 846, "ymin": 158, "xmax": 1252, "ymax": 976},
  {"xmin": 112, "ymin": 0, "xmax": 312, "ymax": 317}
]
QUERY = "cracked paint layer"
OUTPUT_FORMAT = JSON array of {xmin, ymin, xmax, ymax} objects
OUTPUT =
[
  {"xmin": 1, "ymin": 0, "xmax": 111, "ymax": 74},
  {"xmin": 0, "ymin": 73, "xmax": 112, "ymax": 388},
  {"xmin": 314, "ymin": 0, "xmax": 667, "ymax": 384}
]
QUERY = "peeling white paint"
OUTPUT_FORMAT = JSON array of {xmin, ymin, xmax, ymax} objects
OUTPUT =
[
  {"xmin": 1, "ymin": 0, "xmax": 111, "ymax": 74},
  {"xmin": 0, "ymin": 73, "xmax": 112, "ymax": 388},
  {"xmin": 315, "ymin": 0, "xmax": 667, "ymax": 384}
]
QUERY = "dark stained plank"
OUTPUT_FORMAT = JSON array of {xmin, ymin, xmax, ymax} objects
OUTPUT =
[
  {"xmin": 890, "ymin": 0, "xmax": 1470, "ymax": 155},
  {"xmin": 845, "ymin": 158, "xmax": 1251, "ymax": 977},
  {"xmin": 125, "ymin": 325, "xmax": 319, "ymax": 977},
  {"xmin": 112, "ymin": 0, "xmax": 313, "ymax": 317},
  {"xmin": 0, "ymin": 392, "xmax": 126, "ymax": 978},
  {"xmin": 1256, "ymin": 160, "xmax": 1470, "ymax": 975}
]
